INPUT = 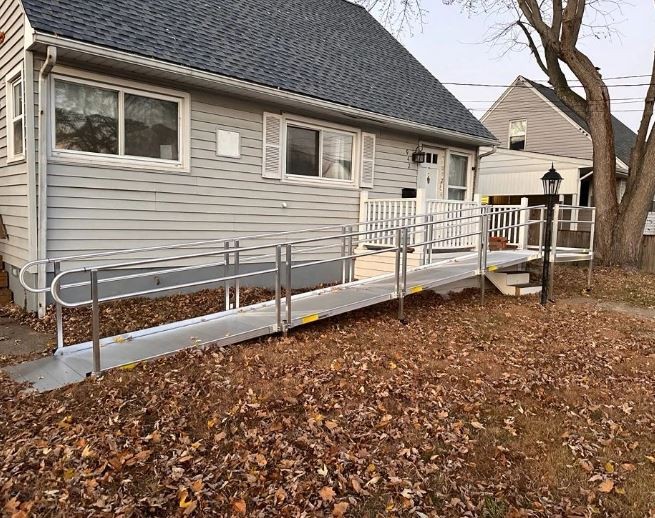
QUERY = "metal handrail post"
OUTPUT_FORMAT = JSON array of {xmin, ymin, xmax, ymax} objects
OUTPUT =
[
  {"xmin": 54, "ymin": 261, "xmax": 64, "ymax": 353},
  {"xmin": 223, "ymin": 241, "xmax": 231, "ymax": 310},
  {"xmin": 346, "ymin": 225, "xmax": 354, "ymax": 282},
  {"xmin": 394, "ymin": 228, "xmax": 402, "ymax": 299},
  {"xmin": 234, "ymin": 239, "xmax": 240, "ymax": 309},
  {"xmin": 427, "ymin": 214, "xmax": 434, "ymax": 265},
  {"xmin": 285, "ymin": 244, "xmax": 292, "ymax": 336},
  {"xmin": 275, "ymin": 245, "xmax": 282, "ymax": 332},
  {"xmin": 422, "ymin": 214, "xmax": 430, "ymax": 266},
  {"xmin": 341, "ymin": 226, "xmax": 347, "ymax": 284},
  {"xmin": 587, "ymin": 208, "xmax": 596, "ymax": 290},
  {"xmin": 480, "ymin": 208, "xmax": 489, "ymax": 305},
  {"xmin": 399, "ymin": 226, "xmax": 409, "ymax": 322},
  {"xmin": 90, "ymin": 269, "xmax": 101, "ymax": 375}
]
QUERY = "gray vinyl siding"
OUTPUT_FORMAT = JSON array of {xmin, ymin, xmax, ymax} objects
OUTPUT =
[
  {"xmin": 483, "ymin": 85, "xmax": 593, "ymax": 160},
  {"xmin": 369, "ymin": 131, "xmax": 477, "ymax": 199},
  {"xmin": 370, "ymin": 132, "xmax": 421, "ymax": 199},
  {"xmin": 44, "ymin": 88, "xmax": 363, "ymax": 258},
  {"xmin": 0, "ymin": 0, "xmax": 28, "ymax": 267}
]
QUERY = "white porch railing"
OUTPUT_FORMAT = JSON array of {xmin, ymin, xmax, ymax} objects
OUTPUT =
[
  {"xmin": 487, "ymin": 199, "xmax": 529, "ymax": 247},
  {"xmin": 427, "ymin": 199, "xmax": 480, "ymax": 249},
  {"xmin": 361, "ymin": 195, "xmax": 530, "ymax": 251},
  {"xmin": 363, "ymin": 198, "xmax": 418, "ymax": 246}
]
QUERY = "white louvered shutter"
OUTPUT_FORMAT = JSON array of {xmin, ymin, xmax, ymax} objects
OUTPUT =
[
  {"xmin": 360, "ymin": 132, "xmax": 376, "ymax": 189},
  {"xmin": 262, "ymin": 113, "xmax": 283, "ymax": 179}
]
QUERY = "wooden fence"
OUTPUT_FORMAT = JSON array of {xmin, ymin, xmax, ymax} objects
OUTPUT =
[{"xmin": 641, "ymin": 236, "xmax": 655, "ymax": 273}]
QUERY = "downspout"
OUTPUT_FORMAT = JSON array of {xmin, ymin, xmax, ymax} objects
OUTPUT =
[
  {"xmin": 37, "ymin": 46, "xmax": 57, "ymax": 317},
  {"xmin": 474, "ymin": 145, "xmax": 497, "ymax": 198}
]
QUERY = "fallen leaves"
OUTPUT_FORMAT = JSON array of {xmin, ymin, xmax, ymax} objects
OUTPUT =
[
  {"xmin": 1, "ymin": 268, "xmax": 655, "ymax": 516},
  {"xmin": 231, "ymin": 498, "xmax": 247, "ymax": 514},
  {"xmin": 597, "ymin": 479, "xmax": 614, "ymax": 493},
  {"xmin": 319, "ymin": 486, "xmax": 336, "ymax": 502}
]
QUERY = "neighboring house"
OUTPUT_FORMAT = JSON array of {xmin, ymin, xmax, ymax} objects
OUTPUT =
[
  {"xmin": 0, "ymin": 0, "xmax": 497, "ymax": 312},
  {"xmin": 478, "ymin": 75, "xmax": 635, "ymax": 207}
]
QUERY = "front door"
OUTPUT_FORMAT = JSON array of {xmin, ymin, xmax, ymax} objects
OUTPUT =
[{"xmin": 417, "ymin": 148, "xmax": 441, "ymax": 200}]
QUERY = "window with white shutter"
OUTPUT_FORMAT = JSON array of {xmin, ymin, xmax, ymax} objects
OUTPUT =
[
  {"xmin": 262, "ymin": 112, "xmax": 283, "ymax": 179},
  {"xmin": 360, "ymin": 132, "xmax": 376, "ymax": 189}
]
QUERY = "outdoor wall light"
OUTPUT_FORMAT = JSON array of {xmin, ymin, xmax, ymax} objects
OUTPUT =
[{"xmin": 411, "ymin": 146, "xmax": 426, "ymax": 164}]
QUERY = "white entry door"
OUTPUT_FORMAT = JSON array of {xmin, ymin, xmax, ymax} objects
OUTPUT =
[{"xmin": 417, "ymin": 148, "xmax": 441, "ymax": 200}]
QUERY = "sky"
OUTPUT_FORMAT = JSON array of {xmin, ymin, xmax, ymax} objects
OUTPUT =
[{"xmin": 395, "ymin": 1, "xmax": 655, "ymax": 131}]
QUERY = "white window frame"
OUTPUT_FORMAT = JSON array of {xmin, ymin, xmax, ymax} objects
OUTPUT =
[
  {"xmin": 445, "ymin": 149, "xmax": 474, "ymax": 201},
  {"xmin": 508, "ymin": 119, "xmax": 527, "ymax": 150},
  {"xmin": 49, "ymin": 67, "xmax": 191, "ymax": 172},
  {"xmin": 6, "ymin": 65, "xmax": 25, "ymax": 163},
  {"xmin": 282, "ymin": 114, "xmax": 360, "ymax": 189}
]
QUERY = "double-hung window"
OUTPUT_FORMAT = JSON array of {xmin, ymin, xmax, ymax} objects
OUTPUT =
[
  {"xmin": 285, "ymin": 120, "xmax": 355, "ymax": 183},
  {"xmin": 509, "ymin": 119, "xmax": 527, "ymax": 151},
  {"xmin": 447, "ymin": 153, "xmax": 470, "ymax": 201},
  {"xmin": 51, "ymin": 73, "xmax": 189, "ymax": 170},
  {"xmin": 6, "ymin": 67, "xmax": 25, "ymax": 161}
]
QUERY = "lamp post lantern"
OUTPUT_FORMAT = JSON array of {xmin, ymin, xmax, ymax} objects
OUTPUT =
[{"xmin": 541, "ymin": 164, "xmax": 563, "ymax": 305}]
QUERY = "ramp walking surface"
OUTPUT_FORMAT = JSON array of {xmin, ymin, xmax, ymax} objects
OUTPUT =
[{"xmin": 6, "ymin": 250, "xmax": 547, "ymax": 391}]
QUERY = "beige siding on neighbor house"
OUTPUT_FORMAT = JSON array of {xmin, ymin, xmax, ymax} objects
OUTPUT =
[
  {"xmin": 0, "ymin": 0, "xmax": 28, "ymax": 267},
  {"xmin": 478, "ymin": 149, "xmax": 590, "ymax": 197},
  {"xmin": 483, "ymin": 84, "xmax": 593, "ymax": 160}
]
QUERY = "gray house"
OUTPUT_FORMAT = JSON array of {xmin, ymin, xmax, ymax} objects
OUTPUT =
[
  {"xmin": 478, "ymin": 75, "xmax": 635, "ymax": 206},
  {"xmin": 0, "ymin": 0, "xmax": 497, "ymax": 313}
]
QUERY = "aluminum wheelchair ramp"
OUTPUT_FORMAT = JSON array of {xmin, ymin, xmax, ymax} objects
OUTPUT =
[{"xmin": 6, "ymin": 249, "xmax": 540, "ymax": 392}]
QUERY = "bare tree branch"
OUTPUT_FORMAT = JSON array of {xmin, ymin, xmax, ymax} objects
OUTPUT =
[{"xmin": 629, "ymin": 51, "xmax": 655, "ymax": 179}]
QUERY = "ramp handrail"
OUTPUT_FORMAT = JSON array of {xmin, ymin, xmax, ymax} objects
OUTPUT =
[{"xmin": 20, "ymin": 203, "xmax": 597, "ymax": 377}]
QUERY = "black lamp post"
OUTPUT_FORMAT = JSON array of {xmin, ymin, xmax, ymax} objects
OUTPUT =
[{"xmin": 541, "ymin": 164, "xmax": 563, "ymax": 305}]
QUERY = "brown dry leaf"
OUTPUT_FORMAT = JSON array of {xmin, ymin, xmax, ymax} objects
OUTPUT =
[
  {"xmin": 579, "ymin": 459, "xmax": 593, "ymax": 473},
  {"xmin": 231, "ymin": 498, "xmax": 247, "ymax": 514},
  {"xmin": 275, "ymin": 487, "xmax": 287, "ymax": 504},
  {"xmin": 332, "ymin": 501, "xmax": 349, "ymax": 516},
  {"xmin": 190, "ymin": 479, "xmax": 203, "ymax": 494},
  {"xmin": 470, "ymin": 421, "xmax": 485, "ymax": 430},
  {"xmin": 319, "ymin": 486, "xmax": 336, "ymax": 502},
  {"xmin": 598, "ymin": 479, "xmax": 614, "ymax": 493},
  {"xmin": 254, "ymin": 453, "xmax": 267, "ymax": 467},
  {"xmin": 377, "ymin": 414, "xmax": 393, "ymax": 428}
]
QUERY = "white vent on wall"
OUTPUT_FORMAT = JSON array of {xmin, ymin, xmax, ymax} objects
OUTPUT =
[{"xmin": 217, "ymin": 129, "xmax": 241, "ymax": 158}]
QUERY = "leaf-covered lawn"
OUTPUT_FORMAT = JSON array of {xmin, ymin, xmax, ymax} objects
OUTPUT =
[{"xmin": 2, "ymin": 268, "xmax": 655, "ymax": 517}]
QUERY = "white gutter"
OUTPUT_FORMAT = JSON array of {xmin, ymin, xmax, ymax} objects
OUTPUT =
[
  {"xmin": 30, "ymin": 32, "xmax": 499, "ymax": 148},
  {"xmin": 37, "ymin": 46, "xmax": 57, "ymax": 317}
]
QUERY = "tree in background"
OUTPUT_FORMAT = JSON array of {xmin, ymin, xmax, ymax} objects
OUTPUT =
[{"xmin": 361, "ymin": 0, "xmax": 655, "ymax": 266}]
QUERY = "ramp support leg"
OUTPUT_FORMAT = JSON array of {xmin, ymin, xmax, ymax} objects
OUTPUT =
[
  {"xmin": 285, "ymin": 244, "xmax": 292, "ymax": 337},
  {"xmin": 398, "ymin": 227, "xmax": 408, "ymax": 322},
  {"xmin": 90, "ymin": 269, "xmax": 101, "ymax": 375},
  {"xmin": 275, "ymin": 245, "xmax": 282, "ymax": 333},
  {"xmin": 54, "ymin": 261, "xmax": 64, "ymax": 353}
]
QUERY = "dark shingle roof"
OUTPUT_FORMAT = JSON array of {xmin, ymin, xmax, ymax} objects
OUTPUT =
[
  {"xmin": 22, "ymin": 0, "xmax": 496, "ymax": 142},
  {"xmin": 524, "ymin": 78, "xmax": 636, "ymax": 166}
]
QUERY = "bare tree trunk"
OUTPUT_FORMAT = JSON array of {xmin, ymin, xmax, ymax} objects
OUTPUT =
[
  {"xmin": 586, "ymin": 106, "xmax": 619, "ymax": 263},
  {"xmin": 611, "ymin": 145, "xmax": 655, "ymax": 266}
]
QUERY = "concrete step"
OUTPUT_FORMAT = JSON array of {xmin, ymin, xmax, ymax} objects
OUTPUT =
[
  {"xmin": 511, "ymin": 283, "xmax": 542, "ymax": 296},
  {"xmin": 486, "ymin": 271, "xmax": 541, "ymax": 297},
  {"xmin": 502, "ymin": 271, "xmax": 530, "ymax": 286}
]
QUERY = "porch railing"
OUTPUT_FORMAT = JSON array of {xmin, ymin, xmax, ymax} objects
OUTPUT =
[
  {"xmin": 363, "ymin": 197, "xmax": 530, "ymax": 250},
  {"xmin": 364, "ymin": 198, "xmax": 418, "ymax": 246}
]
